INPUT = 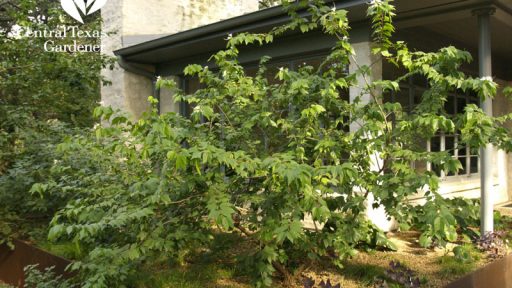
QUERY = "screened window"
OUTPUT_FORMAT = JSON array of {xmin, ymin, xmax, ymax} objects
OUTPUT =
[{"xmin": 389, "ymin": 74, "xmax": 479, "ymax": 178}]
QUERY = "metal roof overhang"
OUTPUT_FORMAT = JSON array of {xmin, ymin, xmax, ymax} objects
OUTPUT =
[
  {"xmin": 114, "ymin": 0, "xmax": 512, "ymax": 79},
  {"xmin": 114, "ymin": 0, "xmax": 368, "ymax": 64}
]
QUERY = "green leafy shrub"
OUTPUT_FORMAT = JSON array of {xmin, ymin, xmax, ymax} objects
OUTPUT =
[
  {"xmin": 37, "ymin": 0, "xmax": 512, "ymax": 287},
  {"xmin": 407, "ymin": 198, "xmax": 480, "ymax": 247},
  {"xmin": 24, "ymin": 265, "xmax": 76, "ymax": 288},
  {"xmin": 0, "ymin": 0, "xmax": 112, "ymax": 129},
  {"xmin": 452, "ymin": 244, "xmax": 478, "ymax": 264},
  {"xmin": 0, "ymin": 0, "xmax": 112, "ymax": 245},
  {"xmin": 438, "ymin": 244, "xmax": 481, "ymax": 277},
  {"xmin": 0, "ymin": 116, "xmax": 79, "ymax": 246}
]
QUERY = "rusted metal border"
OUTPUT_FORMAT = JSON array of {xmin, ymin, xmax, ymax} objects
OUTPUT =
[
  {"xmin": 446, "ymin": 254, "xmax": 512, "ymax": 288},
  {"xmin": 2, "ymin": 239, "xmax": 511, "ymax": 287},
  {"xmin": 0, "ymin": 239, "xmax": 72, "ymax": 287}
]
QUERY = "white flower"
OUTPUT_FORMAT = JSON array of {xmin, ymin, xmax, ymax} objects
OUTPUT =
[
  {"xmin": 342, "ymin": 36, "xmax": 349, "ymax": 41},
  {"xmin": 98, "ymin": 101, "xmax": 105, "ymax": 106},
  {"xmin": 369, "ymin": 0, "xmax": 382, "ymax": 4},
  {"xmin": 279, "ymin": 67, "xmax": 284, "ymax": 71},
  {"xmin": 227, "ymin": 33, "xmax": 233, "ymax": 40},
  {"xmin": 156, "ymin": 75, "xmax": 162, "ymax": 81},
  {"xmin": 331, "ymin": 6, "xmax": 336, "ymax": 12},
  {"xmin": 481, "ymin": 76, "xmax": 493, "ymax": 81}
]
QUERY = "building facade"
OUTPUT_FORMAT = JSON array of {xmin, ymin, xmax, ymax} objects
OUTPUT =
[{"xmin": 101, "ymin": 0, "xmax": 512, "ymax": 231}]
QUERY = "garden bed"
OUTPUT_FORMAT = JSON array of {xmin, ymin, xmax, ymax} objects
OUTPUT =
[
  {"xmin": 133, "ymin": 229, "xmax": 509, "ymax": 288},
  {"xmin": 2, "ymin": 216, "xmax": 511, "ymax": 288},
  {"xmin": 2, "ymin": 210, "xmax": 511, "ymax": 288}
]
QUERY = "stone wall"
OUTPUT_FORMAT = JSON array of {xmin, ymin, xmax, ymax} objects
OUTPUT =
[
  {"xmin": 101, "ymin": 0, "xmax": 259, "ymax": 119},
  {"xmin": 100, "ymin": 0, "xmax": 124, "ymax": 111},
  {"xmin": 123, "ymin": 0, "xmax": 259, "ymax": 36}
]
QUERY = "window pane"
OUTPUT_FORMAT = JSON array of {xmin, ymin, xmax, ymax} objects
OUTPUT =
[
  {"xmin": 182, "ymin": 77, "xmax": 201, "ymax": 117},
  {"xmin": 396, "ymin": 87, "xmax": 411, "ymax": 113},
  {"xmin": 457, "ymin": 96, "xmax": 467, "ymax": 114},
  {"xmin": 383, "ymin": 60, "xmax": 406, "ymax": 80},
  {"xmin": 414, "ymin": 160, "xmax": 428, "ymax": 173},
  {"xmin": 468, "ymin": 90, "xmax": 479, "ymax": 104},
  {"xmin": 432, "ymin": 163, "xmax": 442, "ymax": 176},
  {"xmin": 458, "ymin": 157, "xmax": 467, "ymax": 175},
  {"xmin": 431, "ymin": 136, "xmax": 441, "ymax": 152},
  {"xmin": 445, "ymin": 136, "xmax": 455, "ymax": 156},
  {"xmin": 414, "ymin": 89, "xmax": 423, "ymax": 107},
  {"xmin": 445, "ymin": 96, "xmax": 455, "ymax": 114},
  {"xmin": 383, "ymin": 91, "xmax": 393, "ymax": 103},
  {"xmin": 458, "ymin": 145, "xmax": 467, "ymax": 156},
  {"xmin": 470, "ymin": 157, "xmax": 479, "ymax": 173},
  {"xmin": 413, "ymin": 74, "xmax": 427, "ymax": 87}
]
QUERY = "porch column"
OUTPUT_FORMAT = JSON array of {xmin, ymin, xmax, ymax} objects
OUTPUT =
[
  {"xmin": 475, "ymin": 7, "xmax": 496, "ymax": 234},
  {"xmin": 349, "ymin": 41, "xmax": 393, "ymax": 231}
]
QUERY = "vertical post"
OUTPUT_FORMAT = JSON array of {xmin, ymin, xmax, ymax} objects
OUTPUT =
[
  {"xmin": 475, "ymin": 7, "xmax": 495, "ymax": 235},
  {"xmin": 349, "ymin": 41, "xmax": 393, "ymax": 231}
]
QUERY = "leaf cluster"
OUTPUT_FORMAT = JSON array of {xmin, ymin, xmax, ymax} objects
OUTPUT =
[{"xmin": 24, "ymin": 264, "xmax": 76, "ymax": 288}]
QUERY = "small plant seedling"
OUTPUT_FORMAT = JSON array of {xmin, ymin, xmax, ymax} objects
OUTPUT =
[
  {"xmin": 474, "ymin": 231, "xmax": 508, "ymax": 259},
  {"xmin": 384, "ymin": 261, "xmax": 421, "ymax": 288},
  {"xmin": 302, "ymin": 276, "xmax": 341, "ymax": 288}
]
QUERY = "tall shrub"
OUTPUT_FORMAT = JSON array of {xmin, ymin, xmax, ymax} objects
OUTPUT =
[
  {"xmin": 42, "ymin": 0, "xmax": 512, "ymax": 286},
  {"xmin": 0, "ymin": 0, "xmax": 112, "ymax": 245}
]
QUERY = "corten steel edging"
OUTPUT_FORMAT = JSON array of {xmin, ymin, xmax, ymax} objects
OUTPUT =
[
  {"xmin": 0, "ymin": 239, "xmax": 72, "ymax": 287},
  {"xmin": 446, "ymin": 254, "xmax": 512, "ymax": 288}
]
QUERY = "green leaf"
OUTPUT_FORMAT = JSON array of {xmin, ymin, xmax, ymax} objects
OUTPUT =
[
  {"xmin": 48, "ymin": 225, "xmax": 65, "ymax": 242},
  {"xmin": 419, "ymin": 233, "xmax": 433, "ymax": 248},
  {"xmin": 207, "ymin": 185, "xmax": 235, "ymax": 230}
]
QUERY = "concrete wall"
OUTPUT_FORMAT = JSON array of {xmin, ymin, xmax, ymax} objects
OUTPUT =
[
  {"xmin": 493, "ymin": 79, "xmax": 512, "ymax": 203},
  {"xmin": 101, "ymin": 0, "xmax": 259, "ymax": 119}
]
